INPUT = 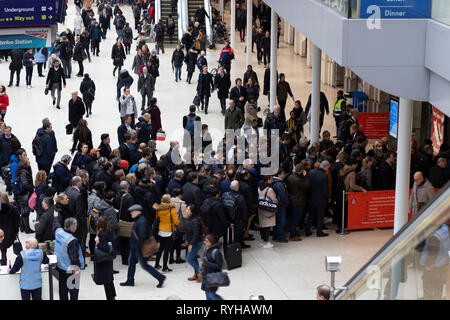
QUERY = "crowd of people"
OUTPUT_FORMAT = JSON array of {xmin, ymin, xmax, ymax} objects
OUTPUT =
[{"xmin": 0, "ymin": 0, "xmax": 448, "ymax": 302}]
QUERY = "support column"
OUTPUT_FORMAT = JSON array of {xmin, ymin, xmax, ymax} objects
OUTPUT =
[
  {"xmin": 246, "ymin": 0, "xmax": 253, "ymax": 67},
  {"xmin": 220, "ymin": 0, "xmax": 224, "ymax": 18},
  {"xmin": 394, "ymin": 98, "xmax": 413, "ymax": 234},
  {"xmin": 230, "ymin": 0, "xmax": 236, "ymax": 51},
  {"xmin": 310, "ymin": 43, "xmax": 321, "ymax": 143},
  {"xmin": 269, "ymin": 9, "xmax": 278, "ymax": 111}
]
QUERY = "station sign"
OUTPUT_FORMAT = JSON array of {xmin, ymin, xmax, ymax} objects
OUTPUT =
[
  {"xmin": 360, "ymin": 0, "xmax": 431, "ymax": 19},
  {"xmin": 0, "ymin": 27, "xmax": 52, "ymax": 50},
  {"xmin": 0, "ymin": 0, "xmax": 57, "ymax": 28}
]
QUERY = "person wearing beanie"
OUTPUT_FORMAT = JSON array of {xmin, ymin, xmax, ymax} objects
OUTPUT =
[{"xmin": 79, "ymin": 73, "xmax": 96, "ymax": 117}]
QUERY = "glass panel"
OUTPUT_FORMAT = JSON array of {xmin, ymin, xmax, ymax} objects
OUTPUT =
[
  {"xmin": 337, "ymin": 184, "xmax": 450, "ymax": 300},
  {"xmin": 320, "ymin": 0, "xmax": 350, "ymax": 17},
  {"xmin": 432, "ymin": 0, "xmax": 450, "ymax": 25}
]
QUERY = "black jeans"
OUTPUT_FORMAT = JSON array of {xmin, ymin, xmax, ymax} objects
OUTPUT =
[
  {"xmin": 141, "ymin": 92, "xmax": 153, "ymax": 108},
  {"xmin": 200, "ymin": 94, "xmax": 210, "ymax": 111},
  {"xmin": 77, "ymin": 60, "xmax": 84, "ymax": 76},
  {"xmin": 102, "ymin": 26, "xmax": 108, "ymax": 39},
  {"xmin": 37, "ymin": 163, "xmax": 52, "ymax": 176},
  {"xmin": 257, "ymin": 46, "xmax": 262, "ymax": 62},
  {"xmin": 170, "ymin": 232, "xmax": 183, "ymax": 261},
  {"xmin": 92, "ymin": 40, "xmax": 100, "ymax": 56},
  {"xmin": 155, "ymin": 236, "xmax": 173, "ymax": 269},
  {"xmin": 57, "ymin": 268, "xmax": 79, "ymax": 300},
  {"xmin": 0, "ymin": 243, "xmax": 6, "ymax": 265},
  {"xmin": 306, "ymin": 205, "xmax": 325, "ymax": 235},
  {"xmin": 83, "ymin": 46, "xmax": 91, "ymax": 60},
  {"xmin": 278, "ymin": 100, "xmax": 287, "ymax": 122},
  {"xmin": 260, "ymin": 227, "xmax": 270, "ymax": 242},
  {"xmin": 85, "ymin": 101, "xmax": 92, "ymax": 114},
  {"xmin": 25, "ymin": 66, "xmax": 33, "ymax": 85},
  {"xmin": 119, "ymin": 236, "xmax": 130, "ymax": 265},
  {"xmin": 104, "ymin": 282, "xmax": 116, "ymax": 300},
  {"xmin": 37, "ymin": 63, "xmax": 44, "ymax": 76},
  {"xmin": 21, "ymin": 288, "xmax": 42, "ymax": 300},
  {"xmin": 9, "ymin": 69, "xmax": 20, "ymax": 85},
  {"xmin": 74, "ymin": 218, "xmax": 87, "ymax": 255},
  {"xmin": 263, "ymin": 51, "xmax": 270, "ymax": 65},
  {"xmin": 124, "ymin": 43, "xmax": 131, "ymax": 55},
  {"xmin": 219, "ymin": 97, "xmax": 226, "ymax": 114}
]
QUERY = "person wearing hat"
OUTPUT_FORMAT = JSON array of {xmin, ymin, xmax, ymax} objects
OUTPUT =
[
  {"xmin": 119, "ymin": 160, "xmax": 129, "ymax": 171},
  {"xmin": 120, "ymin": 204, "xmax": 166, "ymax": 288}
]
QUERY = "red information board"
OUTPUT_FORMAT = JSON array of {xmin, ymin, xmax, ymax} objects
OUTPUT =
[
  {"xmin": 358, "ymin": 113, "xmax": 389, "ymax": 140},
  {"xmin": 431, "ymin": 106, "xmax": 445, "ymax": 156}
]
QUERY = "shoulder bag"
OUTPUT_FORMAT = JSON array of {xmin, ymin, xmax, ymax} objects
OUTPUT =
[
  {"xmin": 13, "ymin": 236, "xmax": 23, "ymax": 255},
  {"xmin": 257, "ymin": 188, "xmax": 278, "ymax": 213},
  {"xmin": 95, "ymin": 241, "xmax": 116, "ymax": 263},
  {"xmin": 118, "ymin": 194, "xmax": 134, "ymax": 238},
  {"xmin": 169, "ymin": 208, "xmax": 180, "ymax": 242},
  {"xmin": 135, "ymin": 229, "xmax": 159, "ymax": 259},
  {"xmin": 205, "ymin": 272, "xmax": 230, "ymax": 288}
]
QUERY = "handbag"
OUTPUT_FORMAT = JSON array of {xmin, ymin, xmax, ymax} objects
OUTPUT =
[
  {"xmin": 193, "ymin": 95, "xmax": 200, "ymax": 106},
  {"xmin": 95, "ymin": 242, "xmax": 116, "ymax": 263},
  {"xmin": 13, "ymin": 236, "xmax": 23, "ymax": 255},
  {"xmin": 65, "ymin": 123, "xmax": 73, "ymax": 135},
  {"xmin": 44, "ymin": 87, "xmax": 49, "ymax": 95},
  {"xmin": 205, "ymin": 272, "xmax": 230, "ymax": 288},
  {"xmin": 139, "ymin": 235, "xmax": 159, "ymax": 258},
  {"xmin": 118, "ymin": 194, "xmax": 134, "ymax": 238},
  {"xmin": 169, "ymin": 208, "xmax": 179, "ymax": 242},
  {"xmin": 257, "ymin": 117, "xmax": 263, "ymax": 128},
  {"xmin": 28, "ymin": 192, "xmax": 38, "ymax": 210},
  {"xmin": 156, "ymin": 130, "xmax": 166, "ymax": 141},
  {"xmin": 257, "ymin": 188, "xmax": 278, "ymax": 213}
]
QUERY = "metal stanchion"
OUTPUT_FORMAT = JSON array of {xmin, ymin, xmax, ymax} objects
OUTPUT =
[
  {"xmin": 338, "ymin": 190, "xmax": 349, "ymax": 235},
  {"xmin": 48, "ymin": 263, "xmax": 54, "ymax": 300}
]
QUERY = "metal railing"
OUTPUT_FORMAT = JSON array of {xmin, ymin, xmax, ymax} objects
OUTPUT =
[
  {"xmin": 204, "ymin": 0, "xmax": 214, "ymax": 47},
  {"xmin": 178, "ymin": 0, "xmax": 188, "ymax": 42},
  {"xmin": 155, "ymin": 0, "xmax": 161, "ymax": 24}
]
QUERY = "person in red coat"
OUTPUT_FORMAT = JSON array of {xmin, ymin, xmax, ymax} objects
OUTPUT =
[{"xmin": 0, "ymin": 85, "xmax": 9, "ymax": 121}]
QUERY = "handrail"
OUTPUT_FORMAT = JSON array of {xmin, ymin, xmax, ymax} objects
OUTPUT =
[
  {"xmin": 177, "ymin": 0, "xmax": 186, "ymax": 42},
  {"xmin": 155, "ymin": 0, "xmax": 161, "ymax": 24},
  {"xmin": 336, "ymin": 181, "xmax": 450, "ymax": 299},
  {"xmin": 204, "ymin": 0, "xmax": 214, "ymax": 48}
]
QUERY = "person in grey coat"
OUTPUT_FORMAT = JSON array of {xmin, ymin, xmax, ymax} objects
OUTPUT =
[
  {"xmin": 119, "ymin": 87, "xmax": 138, "ymax": 126},
  {"xmin": 307, "ymin": 161, "xmax": 331, "ymax": 237},
  {"xmin": 137, "ymin": 67, "xmax": 155, "ymax": 109},
  {"xmin": 409, "ymin": 171, "xmax": 436, "ymax": 217}
]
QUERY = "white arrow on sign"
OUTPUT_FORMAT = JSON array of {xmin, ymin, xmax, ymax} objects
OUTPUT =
[{"xmin": 48, "ymin": 6, "xmax": 53, "ymax": 11}]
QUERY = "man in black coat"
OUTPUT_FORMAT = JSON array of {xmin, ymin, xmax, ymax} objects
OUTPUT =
[
  {"xmin": 182, "ymin": 172, "xmax": 204, "ymax": 208},
  {"xmin": 46, "ymin": 60, "xmax": 66, "ymax": 109},
  {"xmin": 35, "ymin": 119, "xmax": 58, "ymax": 176},
  {"xmin": 98, "ymin": 134, "xmax": 112, "ymax": 159},
  {"xmin": 229, "ymin": 78, "xmax": 248, "ymax": 112},
  {"xmin": 195, "ymin": 5, "xmax": 209, "ymax": 27},
  {"xmin": 260, "ymin": 30, "xmax": 271, "ymax": 67},
  {"xmin": 378, "ymin": 151, "xmax": 395, "ymax": 190},
  {"xmin": 214, "ymin": 66, "xmax": 231, "ymax": 115},
  {"xmin": 65, "ymin": 176, "xmax": 88, "ymax": 256},
  {"xmin": 134, "ymin": 177, "xmax": 157, "ymax": 223},
  {"xmin": 94, "ymin": 160, "xmax": 114, "ymax": 192},
  {"xmin": 201, "ymin": 185, "xmax": 232, "ymax": 243},
  {"xmin": 117, "ymin": 114, "xmax": 134, "ymax": 145},
  {"xmin": 427, "ymin": 158, "xmax": 449, "ymax": 189},
  {"xmin": 305, "ymin": 91, "xmax": 330, "ymax": 132},
  {"xmin": 114, "ymin": 181, "xmax": 135, "ymax": 265},
  {"xmin": 99, "ymin": 8, "xmax": 110, "ymax": 39},
  {"xmin": 307, "ymin": 161, "xmax": 330, "ymax": 237},
  {"xmin": 196, "ymin": 65, "xmax": 214, "ymax": 114},
  {"xmin": 8, "ymin": 49, "xmax": 23, "ymax": 87},
  {"xmin": 68, "ymin": 91, "xmax": 85, "ymax": 128},
  {"xmin": 171, "ymin": 44, "xmax": 185, "ymax": 82},
  {"xmin": 181, "ymin": 28, "xmax": 194, "ymax": 55},
  {"xmin": 119, "ymin": 132, "xmax": 132, "ymax": 163},
  {"xmin": 136, "ymin": 114, "xmax": 152, "ymax": 144},
  {"xmin": 52, "ymin": 155, "xmax": 72, "ymax": 194}
]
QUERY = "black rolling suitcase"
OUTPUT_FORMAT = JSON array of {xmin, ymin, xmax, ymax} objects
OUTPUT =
[{"xmin": 224, "ymin": 227, "xmax": 242, "ymax": 270}]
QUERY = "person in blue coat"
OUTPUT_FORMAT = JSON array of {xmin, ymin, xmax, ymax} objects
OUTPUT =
[
  {"xmin": 196, "ymin": 65, "xmax": 214, "ymax": 114},
  {"xmin": 9, "ymin": 238, "xmax": 49, "ymax": 300},
  {"xmin": 51, "ymin": 155, "xmax": 72, "ymax": 194},
  {"xmin": 35, "ymin": 119, "xmax": 58, "ymax": 176}
]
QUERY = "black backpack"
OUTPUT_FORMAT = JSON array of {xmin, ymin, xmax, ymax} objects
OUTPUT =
[
  {"xmin": 116, "ymin": 17, "xmax": 125, "ymax": 29},
  {"xmin": 221, "ymin": 192, "xmax": 238, "ymax": 221},
  {"xmin": 32, "ymin": 134, "xmax": 44, "ymax": 157}
]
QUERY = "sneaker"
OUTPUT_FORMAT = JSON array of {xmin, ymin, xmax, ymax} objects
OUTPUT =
[
  {"xmin": 154, "ymin": 264, "xmax": 161, "ymax": 270},
  {"xmin": 260, "ymin": 242, "xmax": 264, "ymax": 247},
  {"xmin": 263, "ymin": 243, "xmax": 274, "ymax": 249},
  {"xmin": 156, "ymin": 276, "xmax": 166, "ymax": 288},
  {"xmin": 120, "ymin": 281, "xmax": 134, "ymax": 286}
]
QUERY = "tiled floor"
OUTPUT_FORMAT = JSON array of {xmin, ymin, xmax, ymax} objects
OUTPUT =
[{"xmin": 0, "ymin": 1, "xmax": 393, "ymax": 300}]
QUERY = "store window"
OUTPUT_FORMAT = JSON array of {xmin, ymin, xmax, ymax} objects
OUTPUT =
[{"xmin": 432, "ymin": 0, "xmax": 450, "ymax": 25}]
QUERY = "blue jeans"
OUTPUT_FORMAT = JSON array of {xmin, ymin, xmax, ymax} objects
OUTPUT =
[
  {"xmin": 205, "ymin": 291, "xmax": 223, "ymax": 300},
  {"xmin": 289, "ymin": 205, "xmax": 305, "ymax": 238},
  {"xmin": 243, "ymin": 124, "xmax": 260, "ymax": 142},
  {"xmin": 274, "ymin": 208, "xmax": 286, "ymax": 240},
  {"xmin": 174, "ymin": 67, "xmax": 181, "ymax": 80},
  {"xmin": 116, "ymin": 29, "xmax": 123, "ymax": 39},
  {"xmin": 126, "ymin": 247, "xmax": 165, "ymax": 284},
  {"xmin": 186, "ymin": 242, "xmax": 202, "ymax": 273}
]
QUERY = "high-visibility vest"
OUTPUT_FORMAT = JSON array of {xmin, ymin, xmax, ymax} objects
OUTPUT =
[
  {"xmin": 54, "ymin": 228, "xmax": 85, "ymax": 271},
  {"xmin": 333, "ymin": 98, "xmax": 345, "ymax": 117},
  {"xmin": 420, "ymin": 224, "xmax": 449, "ymax": 268},
  {"xmin": 20, "ymin": 249, "xmax": 43, "ymax": 290}
]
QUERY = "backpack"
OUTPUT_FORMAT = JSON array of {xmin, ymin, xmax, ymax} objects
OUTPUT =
[
  {"xmin": 221, "ymin": 192, "xmax": 238, "ymax": 221},
  {"xmin": 116, "ymin": 17, "xmax": 125, "ymax": 29},
  {"xmin": 32, "ymin": 134, "xmax": 44, "ymax": 157},
  {"xmin": 11, "ymin": 176, "xmax": 24, "ymax": 195},
  {"xmin": 155, "ymin": 23, "xmax": 163, "ymax": 36},
  {"xmin": 185, "ymin": 115, "xmax": 195, "ymax": 135},
  {"xmin": 196, "ymin": 58, "xmax": 204, "ymax": 70},
  {"xmin": 130, "ymin": 160, "xmax": 147, "ymax": 174},
  {"xmin": 220, "ymin": 51, "xmax": 231, "ymax": 64},
  {"xmin": 167, "ymin": 17, "xmax": 175, "ymax": 28},
  {"xmin": 88, "ymin": 207, "xmax": 102, "ymax": 231}
]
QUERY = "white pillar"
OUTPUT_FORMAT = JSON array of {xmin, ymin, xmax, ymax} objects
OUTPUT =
[
  {"xmin": 310, "ymin": 43, "xmax": 321, "ymax": 143},
  {"xmin": 393, "ymin": 98, "xmax": 413, "ymax": 234},
  {"xmin": 220, "ymin": 0, "xmax": 224, "ymax": 18},
  {"xmin": 269, "ymin": 9, "xmax": 278, "ymax": 111},
  {"xmin": 230, "ymin": 0, "xmax": 236, "ymax": 51},
  {"xmin": 246, "ymin": 0, "xmax": 253, "ymax": 67}
]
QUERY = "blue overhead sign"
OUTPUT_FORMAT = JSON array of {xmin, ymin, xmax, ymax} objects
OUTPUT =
[
  {"xmin": 389, "ymin": 99, "xmax": 399, "ymax": 139},
  {"xmin": 360, "ymin": 0, "xmax": 431, "ymax": 19},
  {"xmin": 0, "ymin": 0, "xmax": 57, "ymax": 28}
]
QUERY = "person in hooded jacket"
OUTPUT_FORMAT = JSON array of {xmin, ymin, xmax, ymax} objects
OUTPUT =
[
  {"xmin": 35, "ymin": 119, "xmax": 58, "ymax": 176},
  {"xmin": 8, "ymin": 49, "xmax": 23, "ymax": 87},
  {"xmin": 134, "ymin": 176, "xmax": 157, "ymax": 223},
  {"xmin": 0, "ymin": 193, "xmax": 19, "ymax": 265},
  {"xmin": 79, "ymin": 74, "xmax": 96, "ymax": 116}
]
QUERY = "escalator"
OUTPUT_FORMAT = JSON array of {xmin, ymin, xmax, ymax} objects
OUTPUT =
[
  {"xmin": 187, "ymin": 0, "xmax": 214, "ymax": 47},
  {"xmin": 160, "ymin": 0, "xmax": 179, "ymax": 48},
  {"xmin": 336, "ymin": 182, "xmax": 450, "ymax": 300}
]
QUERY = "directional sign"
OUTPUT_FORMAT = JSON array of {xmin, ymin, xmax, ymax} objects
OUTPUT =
[
  {"xmin": 0, "ymin": 0, "xmax": 57, "ymax": 28},
  {"xmin": 360, "ymin": 0, "xmax": 431, "ymax": 19}
]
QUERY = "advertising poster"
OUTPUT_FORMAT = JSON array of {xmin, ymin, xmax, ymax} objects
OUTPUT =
[
  {"xmin": 360, "ymin": 0, "xmax": 432, "ymax": 19},
  {"xmin": 431, "ymin": 106, "xmax": 445, "ymax": 156},
  {"xmin": 389, "ymin": 99, "xmax": 399, "ymax": 139},
  {"xmin": 0, "ymin": 27, "xmax": 52, "ymax": 50},
  {"xmin": 0, "ymin": 0, "xmax": 57, "ymax": 28},
  {"xmin": 358, "ymin": 113, "xmax": 389, "ymax": 140}
]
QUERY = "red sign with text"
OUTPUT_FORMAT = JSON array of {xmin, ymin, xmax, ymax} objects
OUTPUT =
[
  {"xmin": 431, "ymin": 106, "xmax": 445, "ymax": 156},
  {"xmin": 358, "ymin": 113, "xmax": 389, "ymax": 140}
]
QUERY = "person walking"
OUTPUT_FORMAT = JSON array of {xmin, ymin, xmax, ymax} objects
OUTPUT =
[
  {"xmin": 0, "ymin": 86, "xmax": 9, "ymax": 121},
  {"xmin": 119, "ymin": 87, "xmax": 138, "ymax": 127},
  {"xmin": 8, "ymin": 49, "xmax": 23, "ymax": 87},
  {"xmin": 304, "ymin": 91, "xmax": 329, "ymax": 133},
  {"xmin": 93, "ymin": 216, "xmax": 117, "ymax": 300},
  {"xmin": 260, "ymin": 31, "xmax": 271, "ymax": 67},
  {"xmin": 409, "ymin": 171, "xmax": 436, "ymax": 217},
  {"xmin": 113, "ymin": 12, "xmax": 126, "ymax": 39},
  {"xmin": 184, "ymin": 204, "xmax": 202, "ymax": 281},
  {"xmin": 90, "ymin": 21, "xmax": 102, "ymax": 56},
  {"xmin": 68, "ymin": 91, "xmax": 85, "ymax": 130},
  {"xmin": 52, "ymin": 212, "xmax": 85, "ymax": 300},
  {"xmin": 224, "ymin": 100, "xmax": 244, "ymax": 131},
  {"xmin": 100, "ymin": 8, "xmax": 110, "ymax": 39},
  {"xmin": 9, "ymin": 238, "xmax": 49, "ymax": 300},
  {"xmin": 155, "ymin": 19, "xmax": 166, "ymax": 55},
  {"xmin": 71, "ymin": 119, "xmax": 93, "ymax": 155},
  {"xmin": 257, "ymin": 175, "xmax": 278, "ymax": 248},
  {"xmin": 277, "ymin": 73, "xmax": 295, "ymax": 122},
  {"xmin": 171, "ymin": 44, "xmax": 185, "ymax": 82},
  {"xmin": 185, "ymin": 49, "xmax": 198, "ymax": 84},
  {"xmin": 182, "ymin": 105, "xmax": 201, "ymax": 149},
  {"xmin": 59, "ymin": 36, "xmax": 73, "ymax": 79},
  {"xmin": 137, "ymin": 67, "xmax": 154, "ymax": 110},
  {"xmin": 244, "ymin": 96, "xmax": 260, "ymax": 141},
  {"xmin": 122, "ymin": 22, "xmax": 133, "ymax": 55},
  {"xmin": 73, "ymin": 36, "xmax": 85, "ymax": 77},
  {"xmin": 46, "ymin": 60, "xmax": 66, "ymax": 109},
  {"xmin": 79, "ymin": 74, "xmax": 96, "ymax": 117},
  {"xmin": 80, "ymin": 28, "xmax": 92, "ymax": 61},
  {"xmin": 196, "ymin": 65, "xmax": 214, "ymax": 114},
  {"xmin": 22, "ymin": 49, "xmax": 35, "ymax": 88},
  {"xmin": 333, "ymin": 90, "xmax": 346, "ymax": 137},
  {"xmin": 35, "ymin": 119, "xmax": 58, "ymax": 176},
  {"xmin": 229, "ymin": 78, "xmax": 248, "ymax": 112},
  {"xmin": 214, "ymin": 66, "xmax": 231, "ymax": 115},
  {"xmin": 111, "ymin": 37, "xmax": 126, "ymax": 76},
  {"xmin": 201, "ymin": 234, "xmax": 224, "ymax": 300},
  {"xmin": 218, "ymin": 41, "xmax": 234, "ymax": 74},
  {"xmin": 35, "ymin": 48, "xmax": 48, "ymax": 77},
  {"xmin": 120, "ymin": 204, "xmax": 166, "ymax": 288},
  {"xmin": 153, "ymin": 194, "xmax": 180, "ymax": 272},
  {"xmin": 166, "ymin": 13, "xmax": 176, "ymax": 43}
]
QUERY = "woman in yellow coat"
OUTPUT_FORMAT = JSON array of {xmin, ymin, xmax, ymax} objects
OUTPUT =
[{"xmin": 153, "ymin": 194, "xmax": 179, "ymax": 272}]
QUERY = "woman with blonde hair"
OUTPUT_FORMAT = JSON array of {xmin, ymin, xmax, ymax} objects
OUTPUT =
[
  {"xmin": 34, "ymin": 170, "xmax": 53, "ymax": 219},
  {"xmin": 153, "ymin": 194, "xmax": 179, "ymax": 272}
]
